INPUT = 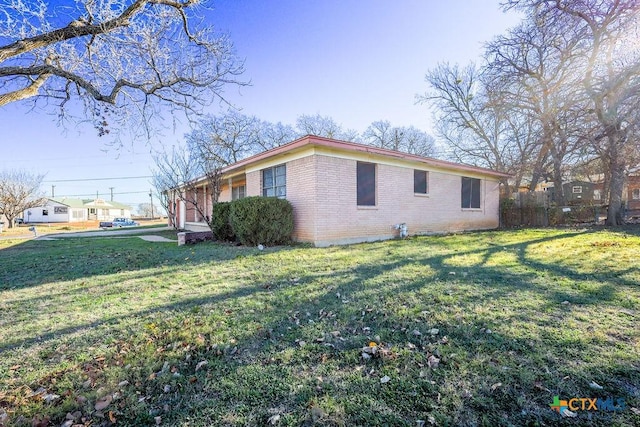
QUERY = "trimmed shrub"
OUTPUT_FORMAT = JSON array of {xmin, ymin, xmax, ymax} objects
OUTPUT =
[
  {"xmin": 229, "ymin": 197, "xmax": 294, "ymax": 246},
  {"xmin": 211, "ymin": 202, "xmax": 235, "ymax": 241}
]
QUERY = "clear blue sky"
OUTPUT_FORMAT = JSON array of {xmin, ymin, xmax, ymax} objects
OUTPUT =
[{"xmin": 1, "ymin": 1, "xmax": 521, "ymax": 212}]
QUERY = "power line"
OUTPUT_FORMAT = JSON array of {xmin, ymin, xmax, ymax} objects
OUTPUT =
[
  {"xmin": 43, "ymin": 175, "xmax": 152, "ymax": 183},
  {"xmin": 56, "ymin": 190, "xmax": 150, "ymax": 198}
]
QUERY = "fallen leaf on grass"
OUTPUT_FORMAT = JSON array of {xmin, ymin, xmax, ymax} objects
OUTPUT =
[
  {"xmin": 94, "ymin": 394, "xmax": 112, "ymax": 411},
  {"xmin": 31, "ymin": 415, "xmax": 50, "ymax": 427},
  {"xmin": 108, "ymin": 411, "xmax": 117, "ymax": 423},
  {"xmin": 42, "ymin": 393, "xmax": 60, "ymax": 404},
  {"xmin": 491, "ymin": 382, "xmax": 502, "ymax": 391},
  {"xmin": 629, "ymin": 407, "xmax": 640, "ymax": 415},
  {"xmin": 427, "ymin": 354, "xmax": 440, "ymax": 369},
  {"xmin": 561, "ymin": 408, "xmax": 577, "ymax": 418},
  {"xmin": 311, "ymin": 406, "xmax": 325, "ymax": 421},
  {"xmin": 155, "ymin": 415, "xmax": 162, "ymax": 425},
  {"xmin": 195, "ymin": 360, "xmax": 208, "ymax": 372},
  {"xmin": 380, "ymin": 375, "xmax": 391, "ymax": 384},
  {"xmin": 267, "ymin": 414, "xmax": 281, "ymax": 425},
  {"xmin": 589, "ymin": 381, "xmax": 603, "ymax": 390}
]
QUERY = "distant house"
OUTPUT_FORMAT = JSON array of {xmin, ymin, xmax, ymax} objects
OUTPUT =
[
  {"xmin": 170, "ymin": 135, "xmax": 509, "ymax": 247},
  {"xmin": 24, "ymin": 198, "xmax": 132, "ymax": 223},
  {"xmin": 627, "ymin": 174, "xmax": 640, "ymax": 213},
  {"xmin": 562, "ymin": 181, "xmax": 595, "ymax": 203}
]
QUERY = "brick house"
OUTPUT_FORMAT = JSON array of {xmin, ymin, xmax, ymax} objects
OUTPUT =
[{"xmin": 171, "ymin": 135, "xmax": 509, "ymax": 246}]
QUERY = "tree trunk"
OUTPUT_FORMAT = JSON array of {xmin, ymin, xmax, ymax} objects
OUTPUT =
[
  {"xmin": 605, "ymin": 159, "xmax": 625, "ymax": 225},
  {"xmin": 604, "ymin": 131, "xmax": 626, "ymax": 226}
]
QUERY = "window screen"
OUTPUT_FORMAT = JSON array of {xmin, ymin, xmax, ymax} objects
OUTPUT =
[{"xmin": 357, "ymin": 162, "xmax": 376, "ymax": 206}]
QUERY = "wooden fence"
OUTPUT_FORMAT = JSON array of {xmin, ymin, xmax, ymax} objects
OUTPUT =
[{"xmin": 500, "ymin": 191, "xmax": 606, "ymax": 227}]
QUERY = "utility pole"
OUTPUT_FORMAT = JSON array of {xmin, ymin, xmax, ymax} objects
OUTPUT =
[
  {"xmin": 149, "ymin": 189, "xmax": 154, "ymax": 219},
  {"xmin": 109, "ymin": 187, "xmax": 114, "ymax": 201},
  {"xmin": 51, "ymin": 185, "xmax": 55, "ymax": 197}
]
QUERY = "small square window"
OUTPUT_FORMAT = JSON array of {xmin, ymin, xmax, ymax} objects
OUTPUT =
[
  {"xmin": 572, "ymin": 186, "xmax": 583, "ymax": 194},
  {"xmin": 232, "ymin": 185, "xmax": 246, "ymax": 200},
  {"xmin": 262, "ymin": 164, "xmax": 286, "ymax": 199},
  {"xmin": 632, "ymin": 189, "xmax": 640, "ymax": 200},
  {"xmin": 42, "ymin": 209, "xmax": 49, "ymax": 216}
]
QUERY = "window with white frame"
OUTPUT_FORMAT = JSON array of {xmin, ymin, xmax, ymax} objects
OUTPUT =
[
  {"xmin": 572, "ymin": 186, "xmax": 583, "ymax": 194},
  {"xmin": 633, "ymin": 189, "xmax": 640, "ymax": 200},
  {"xmin": 232, "ymin": 185, "xmax": 246, "ymax": 200},
  {"xmin": 262, "ymin": 164, "xmax": 286, "ymax": 198}
]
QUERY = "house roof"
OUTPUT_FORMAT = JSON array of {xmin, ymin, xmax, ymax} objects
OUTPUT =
[
  {"xmin": 221, "ymin": 135, "xmax": 511, "ymax": 179},
  {"xmin": 51, "ymin": 198, "xmax": 131, "ymax": 210}
]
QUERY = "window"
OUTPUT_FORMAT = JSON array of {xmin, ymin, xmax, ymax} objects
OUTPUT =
[
  {"xmin": 121, "ymin": 209, "xmax": 125, "ymax": 216},
  {"xmin": 42, "ymin": 209, "xmax": 49, "ymax": 216},
  {"xmin": 414, "ymin": 170, "xmax": 428, "ymax": 194},
  {"xmin": 633, "ymin": 189, "xmax": 640, "ymax": 200},
  {"xmin": 262, "ymin": 164, "xmax": 286, "ymax": 198},
  {"xmin": 357, "ymin": 162, "xmax": 376, "ymax": 206},
  {"xmin": 232, "ymin": 185, "xmax": 246, "ymax": 200},
  {"xmin": 461, "ymin": 177, "xmax": 481, "ymax": 209},
  {"xmin": 572, "ymin": 186, "xmax": 583, "ymax": 194},
  {"xmin": 72, "ymin": 210, "xmax": 84, "ymax": 219},
  {"xmin": 594, "ymin": 189, "xmax": 602, "ymax": 200},
  {"xmin": 54, "ymin": 207, "xmax": 67, "ymax": 214}
]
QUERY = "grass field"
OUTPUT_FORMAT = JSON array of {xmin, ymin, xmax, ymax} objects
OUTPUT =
[{"xmin": 0, "ymin": 228, "xmax": 638, "ymax": 426}]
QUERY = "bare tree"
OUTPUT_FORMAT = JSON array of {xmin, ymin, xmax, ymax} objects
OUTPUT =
[
  {"xmin": 362, "ymin": 120, "xmax": 436, "ymax": 156},
  {"xmin": 0, "ymin": 0, "xmax": 245, "ymax": 140},
  {"xmin": 186, "ymin": 111, "xmax": 263, "ymax": 164},
  {"xmin": 0, "ymin": 169, "xmax": 47, "ymax": 228},
  {"xmin": 485, "ymin": 19, "xmax": 586, "ymax": 203},
  {"xmin": 296, "ymin": 114, "xmax": 359, "ymax": 141},
  {"xmin": 258, "ymin": 120, "xmax": 298, "ymax": 150},
  {"xmin": 137, "ymin": 202, "xmax": 160, "ymax": 218},
  {"xmin": 506, "ymin": 0, "xmax": 640, "ymax": 224},
  {"xmin": 418, "ymin": 63, "xmax": 536, "ymax": 193},
  {"xmin": 152, "ymin": 145, "xmax": 203, "ymax": 230}
]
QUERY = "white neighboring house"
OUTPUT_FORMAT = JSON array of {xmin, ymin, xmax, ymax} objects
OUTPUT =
[{"xmin": 24, "ymin": 198, "xmax": 132, "ymax": 223}]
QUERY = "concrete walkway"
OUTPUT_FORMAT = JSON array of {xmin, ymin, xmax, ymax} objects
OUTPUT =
[
  {"xmin": 39, "ymin": 226, "xmax": 172, "ymax": 239},
  {"xmin": 134, "ymin": 235, "xmax": 177, "ymax": 243}
]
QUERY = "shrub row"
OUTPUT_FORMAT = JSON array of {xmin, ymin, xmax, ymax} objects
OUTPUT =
[{"xmin": 211, "ymin": 197, "xmax": 294, "ymax": 246}]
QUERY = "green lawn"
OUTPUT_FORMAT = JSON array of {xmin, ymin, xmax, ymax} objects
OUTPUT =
[{"xmin": 0, "ymin": 228, "xmax": 638, "ymax": 426}]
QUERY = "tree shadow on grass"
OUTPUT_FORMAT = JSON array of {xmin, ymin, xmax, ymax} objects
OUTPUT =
[
  {"xmin": 0, "ymin": 236, "xmax": 295, "ymax": 291},
  {"xmin": 1, "ymin": 229, "xmax": 639, "ymax": 426}
]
